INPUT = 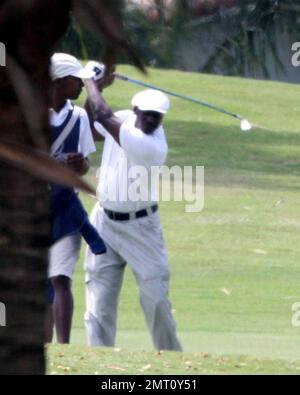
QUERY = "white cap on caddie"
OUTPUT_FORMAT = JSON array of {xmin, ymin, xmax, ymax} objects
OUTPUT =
[
  {"xmin": 85, "ymin": 61, "xmax": 106, "ymax": 81},
  {"xmin": 132, "ymin": 89, "xmax": 170, "ymax": 114},
  {"xmin": 50, "ymin": 53, "xmax": 95, "ymax": 81}
]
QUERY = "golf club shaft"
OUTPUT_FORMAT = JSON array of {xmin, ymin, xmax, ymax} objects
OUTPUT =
[{"xmin": 115, "ymin": 73, "xmax": 242, "ymax": 120}]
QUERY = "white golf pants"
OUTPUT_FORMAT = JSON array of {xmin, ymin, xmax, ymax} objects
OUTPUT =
[{"xmin": 84, "ymin": 203, "xmax": 182, "ymax": 351}]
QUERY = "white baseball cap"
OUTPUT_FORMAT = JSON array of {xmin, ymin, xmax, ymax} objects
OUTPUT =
[
  {"xmin": 131, "ymin": 89, "xmax": 170, "ymax": 114},
  {"xmin": 85, "ymin": 61, "xmax": 106, "ymax": 81},
  {"xmin": 50, "ymin": 53, "xmax": 95, "ymax": 81}
]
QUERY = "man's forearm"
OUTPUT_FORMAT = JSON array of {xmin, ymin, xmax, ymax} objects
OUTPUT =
[
  {"xmin": 85, "ymin": 80, "xmax": 121, "ymax": 145},
  {"xmin": 84, "ymin": 98, "xmax": 104, "ymax": 142}
]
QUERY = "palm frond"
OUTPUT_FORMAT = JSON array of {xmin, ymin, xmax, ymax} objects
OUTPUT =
[
  {"xmin": 0, "ymin": 141, "xmax": 95, "ymax": 195},
  {"xmin": 73, "ymin": 0, "xmax": 145, "ymax": 72},
  {"xmin": 6, "ymin": 55, "xmax": 48, "ymax": 151}
]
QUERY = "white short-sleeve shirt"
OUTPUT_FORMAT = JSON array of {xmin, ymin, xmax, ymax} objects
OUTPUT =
[
  {"xmin": 49, "ymin": 99, "xmax": 96, "ymax": 158},
  {"xmin": 94, "ymin": 110, "xmax": 168, "ymax": 212}
]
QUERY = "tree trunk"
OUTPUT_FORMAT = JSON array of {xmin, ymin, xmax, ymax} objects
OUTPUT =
[
  {"xmin": 0, "ymin": 0, "xmax": 71, "ymax": 374},
  {"xmin": 0, "ymin": 165, "xmax": 49, "ymax": 374}
]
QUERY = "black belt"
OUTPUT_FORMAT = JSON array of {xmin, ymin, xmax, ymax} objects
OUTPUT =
[{"xmin": 104, "ymin": 204, "xmax": 158, "ymax": 221}]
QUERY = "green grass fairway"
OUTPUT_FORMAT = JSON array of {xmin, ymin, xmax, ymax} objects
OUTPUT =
[
  {"xmin": 48, "ymin": 66, "xmax": 300, "ymax": 374},
  {"xmin": 47, "ymin": 344, "xmax": 300, "ymax": 375}
]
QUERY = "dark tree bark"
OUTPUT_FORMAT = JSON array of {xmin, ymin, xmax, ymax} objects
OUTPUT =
[{"xmin": 0, "ymin": 0, "xmax": 71, "ymax": 375}]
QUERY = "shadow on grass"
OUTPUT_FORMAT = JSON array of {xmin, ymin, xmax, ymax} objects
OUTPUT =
[
  {"xmin": 164, "ymin": 121, "xmax": 300, "ymax": 192},
  {"xmin": 88, "ymin": 120, "xmax": 300, "ymax": 192}
]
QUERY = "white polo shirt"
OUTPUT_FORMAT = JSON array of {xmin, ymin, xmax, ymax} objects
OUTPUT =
[
  {"xmin": 49, "ymin": 99, "xmax": 96, "ymax": 158},
  {"xmin": 94, "ymin": 110, "xmax": 168, "ymax": 213}
]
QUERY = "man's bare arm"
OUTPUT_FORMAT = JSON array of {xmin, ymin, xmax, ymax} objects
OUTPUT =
[
  {"xmin": 85, "ymin": 79, "xmax": 122, "ymax": 145},
  {"xmin": 67, "ymin": 153, "xmax": 89, "ymax": 175},
  {"xmin": 84, "ymin": 98, "xmax": 104, "ymax": 142}
]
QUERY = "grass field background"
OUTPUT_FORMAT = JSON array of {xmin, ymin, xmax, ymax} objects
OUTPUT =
[{"xmin": 49, "ymin": 66, "xmax": 300, "ymax": 374}]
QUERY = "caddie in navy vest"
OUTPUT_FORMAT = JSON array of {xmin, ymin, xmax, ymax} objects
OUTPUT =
[
  {"xmin": 45, "ymin": 53, "xmax": 105, "ymax": 345},
  {"xmin": 50, "ymin": 104, "xmax": 105, "ymax": 254}
]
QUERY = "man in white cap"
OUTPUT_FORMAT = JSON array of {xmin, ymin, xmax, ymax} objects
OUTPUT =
[
  {"xmin": 47, "ymin": 53, "xmax": 106, "ymax": 344},
  {"xmin": 83, "ymin": 72, "xmax": 182, "ymax": 351}
]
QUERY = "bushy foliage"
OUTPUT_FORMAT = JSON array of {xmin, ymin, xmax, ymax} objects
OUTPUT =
[
  {"xmin": 56, "ymin": 0, "xmax": 300, "ymax": 78},
  {"xmin": 55, "ymin": 1, "xmax": 189, "ymax": 66}
]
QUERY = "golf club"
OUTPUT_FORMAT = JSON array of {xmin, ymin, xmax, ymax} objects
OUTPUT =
[{"xmin": 115, "ymin": 73, "xmax": 252, "ymax": 131}]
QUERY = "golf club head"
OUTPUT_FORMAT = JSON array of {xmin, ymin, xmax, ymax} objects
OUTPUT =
[{"xmin": 240, "ymin": 119, "xmax": 252, "ymax": 131}]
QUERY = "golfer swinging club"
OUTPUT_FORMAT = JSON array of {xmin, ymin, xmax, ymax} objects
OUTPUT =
[{"xmin": 83, "ymin": 62, "xmax": 182, "ymax": 351}]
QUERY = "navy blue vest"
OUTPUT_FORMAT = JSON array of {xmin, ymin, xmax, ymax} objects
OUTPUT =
[
  {"xmin": 50, "ymin": 105, "xmax": 106, "ymax": 255},
  {"xmin": 51, "ymin": 108, "xmax": 80, "ymax": 203},
  {"xmin": 52, "ymin": 109, "xmax": 80, "ymax": 157}
]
